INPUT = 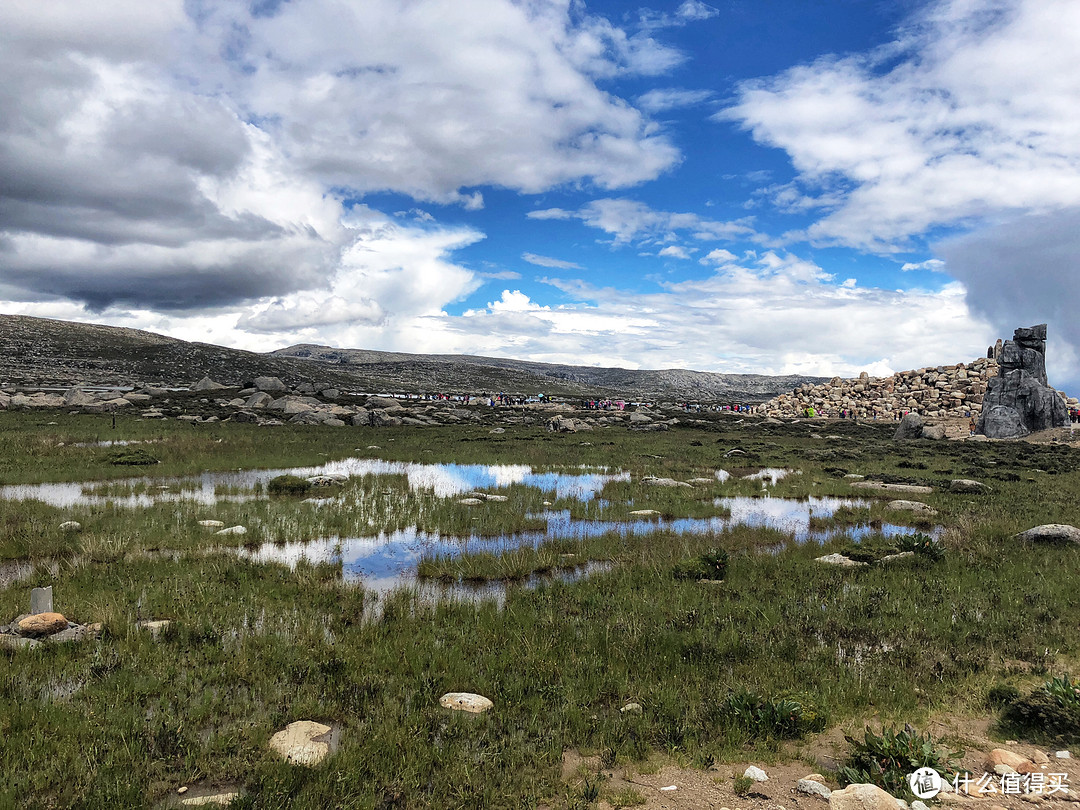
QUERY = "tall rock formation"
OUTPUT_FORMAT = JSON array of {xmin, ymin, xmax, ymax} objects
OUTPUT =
[{"xmin": 977, "ymin": 324, "xmax": 1068, "ymax": 438}]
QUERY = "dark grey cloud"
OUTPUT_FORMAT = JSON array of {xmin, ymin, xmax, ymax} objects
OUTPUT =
[{"xmin": 936, "ymin": 208, "xmax": 1080, "ymax": 390}]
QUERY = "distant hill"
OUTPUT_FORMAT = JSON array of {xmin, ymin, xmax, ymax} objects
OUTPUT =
[
  {"xmin": 0, "ymin": 314, "xmax": 826, "ymax": 400},
  {"xmin": 271, "ymin": 343, "xmax": 826, "ymax": 401}
]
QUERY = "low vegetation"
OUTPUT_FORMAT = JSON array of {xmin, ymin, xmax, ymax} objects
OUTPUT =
[{"xmin": 2, "ymin": 411, "xmax": 1080, "ymax": 807}]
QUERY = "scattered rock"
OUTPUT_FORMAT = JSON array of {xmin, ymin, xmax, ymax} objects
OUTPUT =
[
  {"xmin": 620, "ymin": 703, "xmax": 642, "ymax": 714},
  {"xmin": 641, "ymin": 476, "xmax": 692, "ymax": 488},
  {"xmin": 920, "ymin": 425, "xmax": 947, "ymax": 440},
  {"xmin": 1034, "ymin": 751, "xmax": 1050, "ymax": 765},
  {"xmin": 851, "ymin": 481, "xmax": 933, "ymax": 494},
  {"xmin": 178, "ymin": 790, "xmax": 241, "ymax": 806},
  {"xmin": 17, "ymin": 612, "xmax": 68, "ymax": 637},
  {"xmin": 58, "ymin": 521, "xmax": 82, "ymax": 532},
  {"xmin": 798, "ymin": 778, "xmax": 833, "ymax": 800},
  {"xmin": 1014, "ymin": 524, "xmax": 1080, "ymax": 545},
  {"xmin": 744, "ymin": 766, "xmax": 769, "ymax": 782},
  {"xmin": 830, "ymin": 783, "xmax": 903, "ymax": 810},
  {"xmin": 439, "ymin": 692, "xmax": 493, "ymax": 714},
  {"xmin": 886, "ymin": 500, "xmax": 938, "ymax": 515},
  {"xmin": 949, "ymin": 479, "xmax": 991, "ymax": 494},
  {"xmin": 457, "ymin": 498, "xmax": 483, "ymax": 505},
  {"xmin": 894, "ymin": 413, "xmax": 925, "ymax": 440},
  {"xmin": 629, "ymin": 509, "xmax": 661, "ymax": 516},
  {"xmin": 0, "ymin": 635, "xmax": 40, "ymax": 650},
  {"xmin": 268, "ymin": 720, "xmax": 336, "ymax": 766},
  {"xmin": 879, "ymin": 551, "xmax": 916, "ymax": 564},
  {"xmin": 192, "ymin": 376, "xmax": 226, "ymax": 391},
  {"xmin": 137, "ymin": 619, "xmax": 172, "ymax": 639},
  {"xmin": 253, "ymin": 376, "xmax": 288, "ymax": 393},
  {"xmin": 197, "ymin": 520, "xmax": 225, "ymax": 529},
  {"xmin": 984, "ymin": 749, "xmax": 1036, "ymax": 774},
  {"xmin": 214, "ymin": 526, "xmax": 247, "ymax": 536},
  {"xmin": 816, "ymin": 553, "xmax": 869, "ymax": 568},
  {"xmin": 1057, "ymin": 751, "xmax": 1071, "ymax": 759}
]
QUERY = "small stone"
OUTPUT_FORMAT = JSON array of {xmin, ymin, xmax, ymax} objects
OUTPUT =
[
  {"xmin": 949, "ymin": 479, "xmax": 991, "ymax": 494},
  {"xmin": 197, "ymin": 520, "xmax": 225, "ymax": 528},
  {"xmin": 214, "ymin": 526, "xmax": 247, "ymax": 536},
  {"xmin": 58, "ymin": 521, "xmax": 82, "ymax": 532},
  {"xmin": 815, "ymin": 553, "xmax": 869, "ymax": 568},
  {"xmin": 268, "ymin": 720, "xmax": 334, "ymax": 766},
  {"xmin": 439, "ymin": 692, "xmax": 494, "ymax": 714},
  {"xmin": 984, "ymin": 749, "xmax": 1035, "ymax": 774},
  {"xmin": 911, "ymin": 802, "xmax": 930, "ymax": 810},
  {"xmin": 17, "ymin": 612, "xmax": 68, "ymax": 637},
  {"xmin": 629, "ymin": 509, "xmax": 661, "ymax": 516},
  {"xmin": 136, "ymin": 619, "xmax": 172, "ymax": 639},
  {"xmin": 885, "ymin": 500, "xmax": 938, "ymax": 515},
  {"xmin": 798, "ymin": 778, "xmax": 832, "ymax": 800},
  {"xmin": 830, "ymin": 783, "xmax": 904, "ymax": 810},
  {"xmin": 1033, "ymin": 751, "xmax": 1050, "ymax": 765},
  {"xmin": 659, "ymin": 785, "xmax": 677, "ymax": 792},
  {"xmin": 457, "ymin": 498, "xmax": 483, "ymax": 505},
  {"xmin": 744, "ymin": 766, "xmax": 768, "ymax": 782},
  {"xmin": 993, "ymin": 763, "xmax": 1017, "ymax": 776},
  {"xmin": 30, "ymin": 586, "xmax": 53, "ymax": 614},
  {"xmin": 620, "ymin": 702, "xmax": 643, "ymax": 714},
  {"xmin": 1057, "ymin": 750, "xmax": 1071, "ymax": 759},
  {"xmin": 177, "ymin": 786, "xmax": 189, "ymax": 794},
  {"xmin": 178, "ymin": 791, "xmax": 240, "ymax": 806}
]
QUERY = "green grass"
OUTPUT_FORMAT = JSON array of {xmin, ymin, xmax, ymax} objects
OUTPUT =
[{"xmin": 2, "ymin": 412, "xmax": 1080, "ymax": 807}]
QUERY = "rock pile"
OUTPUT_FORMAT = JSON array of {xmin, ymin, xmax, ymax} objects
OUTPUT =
[
  {"xmin": 760, "ymin": 357, "xmax": 1000, "ymax": 421},
  {"xmin": 978, "ymin": 324, "xmax": 1071, "ymax": 438}
]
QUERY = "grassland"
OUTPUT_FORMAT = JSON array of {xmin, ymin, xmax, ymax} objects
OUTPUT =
[{"xmin": 2, "ymin": 410, "xmax": 1080, "ymax": 808}]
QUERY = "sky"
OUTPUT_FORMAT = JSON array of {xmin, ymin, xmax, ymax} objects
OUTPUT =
[{"xmin": 3, "ymin": 0, "xmax": 1080, "ymax": 389}]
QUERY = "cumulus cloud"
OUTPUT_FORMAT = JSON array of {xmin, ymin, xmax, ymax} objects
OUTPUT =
[
  {"xmin": 528, "ymin": 198, "xmax": 758, "ymax": 245},
  {"xmin": 722, "ymin": 0, "xmax": 1080, "ymax": 250},
  {"xmin": 522, "ymin": 253, "xmax": 584, "ymax": 270},
  {"xmin": 408, "ymin": 252, "xmax": 993, "ymax": 377},
  {"xmin": 901, "ymin": 259, "xmax": 946, "ymax": 272},
  {"xmin": 0, "ymin": 0, "xmax": 683, "ymax": 316},
  {"xmin": 658, "ymin": 246, "xmax": 691, "ymax": 259}
]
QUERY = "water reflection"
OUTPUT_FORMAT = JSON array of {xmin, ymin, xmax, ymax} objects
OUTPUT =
[
  {"xmin": 0, "ymin": 459, "xmax": 628, "ymax": 509},
  {"xmin": 235, "ymin": 495, "xmax": 929, "ymax": 593}
]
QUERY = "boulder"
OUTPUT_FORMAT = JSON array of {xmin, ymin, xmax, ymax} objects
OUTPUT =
[
  {"xmin": 949, "ymin": 479, "xmax": 991, "ymax": 494},
  {"xmin": 1014, "ymin": 524, "xmax": 1080, "ymax": 545},
  {"xmin": 920, "ymin": 425, "xmax": 947, "ymax": 440},
  {"xmin": 192, "ymin": 376, "xmax": 226, "ymax": 391},
  {"xmin": 367, "ymin": 396, "xmax": 402, "ymax": 409},
  {"xmin": 798, "ymin": 779, "xmax": 833, "ymax": 800},
  {"xmin": 439, "ymin": 692, "xmax": 494, "ymax": 714},
  {"xmin": 830, "ymin": 784, "xmax": 902, "ymax": 810},
  {"xmin": 815, "ymin": 553, "xmax": 868, "ymax": 568},
  {"xmin": 63, "ymin": 388, "xmax": 99, "ymax": 407},
  {"xmin": 245, "ymin": 392, "xmax": 272, "ymax": 408},
  {"xmin": 894, "ymin": 413, "xmax": 924, "ymax": 439},
  {"xmin": 350, "ymin": 409, "xmax": 371, "ymax": 426},
  {"xmin": 978, "ymin": 324, "xmax": 1068, "ymax": 437},
  {"xmin": 136, "ymin": 619, "xmax": 172, "ymax": 638},
  {"xmin": 984, "ymin": 749, "xmax": 1036, "ymax": 774},
  {"xmin": 58, "ymin": 521, "xmax": 82, "ymax": 532},
  {"xmin": 253, "ymin": 376, "xmax": 288, "ymax": 393},
  {"xmin": 214, "ymin": 526, "xmax": 247, "ymax": 536},
  {"xmin": 642, "ymin": 476, "xmax": 692, "ymax": 488},
  {"xmin": 851, "ymin": 481, "xmax": 933, "ymax": 494},
  {"xmin": 17, "ymin": 612, "xmax": 68, "ymax": 637},
  {"xmin": 268, "ymin": 720, "xmax": 335, "ymax": 766},
  {"xmin": 886, "ymin": 500, "xmax": 937, "ymax": 515}
]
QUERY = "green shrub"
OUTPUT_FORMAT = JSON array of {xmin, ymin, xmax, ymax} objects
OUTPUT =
[
  {"xmin": 718, "ymin": 690, "xmax": 826, "ymax": 739},
  {"xmin": 267, "ymin": 474, "xmax": 312, "ymax": 496},
  {"xmin": 1001, "ymin": 675, "xmax": 1080, "ymax": 741},
  {"xmin": 733, "ymin": 775, "xmax": 755, "ymax": 797},
  {"xmin": 838, "ymin": 725, "xmax": 962, "ymax": 797},
  {"xmin": 673, "ymin": 547, "xmax": 728, "ymax": 580},
  {"xmin": 897, "ymin": 532, "xmax": 945, "ymax": 561}
]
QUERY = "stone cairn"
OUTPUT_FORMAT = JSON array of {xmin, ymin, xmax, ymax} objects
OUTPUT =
[
  {"xmin": 760, "ymin": 356, "xmax": 999, "ymax": 421},
  {"xmin": 977, "ymin": 324, "xmax": 1070, "ymax": 438}
]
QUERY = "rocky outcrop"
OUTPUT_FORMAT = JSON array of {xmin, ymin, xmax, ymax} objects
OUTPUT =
[
  {"xmin": 762, "ymin": 358, "xmax": 998, "ymax": 421},
  {"xmin": 977, "ymin": 324, "xmax": 1069, "ymax": 438}
]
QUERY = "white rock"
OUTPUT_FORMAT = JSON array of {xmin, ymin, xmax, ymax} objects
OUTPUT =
[
  {"xmin": 268, "ymin": 720, "xmax": 334, "ymax": 766},
  {"xmin": 815, "ymin": 553, "xmax": 868, "ymax": 568},
  {"xmin": 798, "ymin": 779, "xmax": 833, "ymax": 800},
  {"xmin": 457, "ymin": 498, "xmax": 483, "ymax": 506},
  {"xmin": 179, "ymin": 793, "xmax": 240, "ymax": 807},
  {"xmin": 620, "ymin": 702, "xmax": 643, "ymax": 714},
  {"xmin": 439, "ymin": 692, "xmax": 493, "ymax": 714},
  {"xmin": 136, "ymin": 619, "xmax": 172, "ymax": 638},
  {"xmin": 197, "ymin": 520, "xmax": 225, "ymax": 528},
  {"xmin": 629, "ymin": 509, "xmax": 661, "ymax": 516},
  {"xmin": 214, "ymin": 526, "xmax": 247, "ymax": 536},
  {"xmin": 1057, "ymin": 751, "xmax": 1072, "ymax": 759},
  {"xmin": 58, "ymin": 521, "xmax": 82, "ymax": 532},
  {"xmin": 744, "ymin": 766, "xmax": 769, "ymax": 782},
  {"xmin": 659, "ymin": 785, "xmax": 677, "ymax": 792}
]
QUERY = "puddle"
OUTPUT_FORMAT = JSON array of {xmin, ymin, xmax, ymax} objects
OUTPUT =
[
  {"xmin": 0, "ymin": 459, "xmax": 628, "ymax": 509},
  {"xmin": 235, "ymin": 495, "xmax": 931, "ymax": 595}
]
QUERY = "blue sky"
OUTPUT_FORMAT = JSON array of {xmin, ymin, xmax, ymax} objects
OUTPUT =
[{"xmin": 2, "ymin": 0, "xmax": 1079, "ymax": 389}]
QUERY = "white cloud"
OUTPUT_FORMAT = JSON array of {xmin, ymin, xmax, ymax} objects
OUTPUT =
[
  {"xmin": 522, "ymin": 253, "xmax": 584, "ymax": 270},
  {"xmin": 677, "ymin": 1, "xmax": 720, "ymax": 22},
  {"xmin": 529, "ymin": 198, "xmax": 759, "ymax": 245},
  {"xmin": 637, "ymin": 88, "xmax": 713, "ymax": 113},
  {"xmin": 700, "ymin": 248, "xmax": 737, "ymax": 265},
  {"xmin": 901, "ymin": 259, "xmax": 946, "ymax": 272},
  {"xmin": 658, "ymin": 246, "xmax": 691, "ymax": 259},
  {"xmin": 722, "ymin": 0, "xmax": 1080, "ymax": 250}
]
